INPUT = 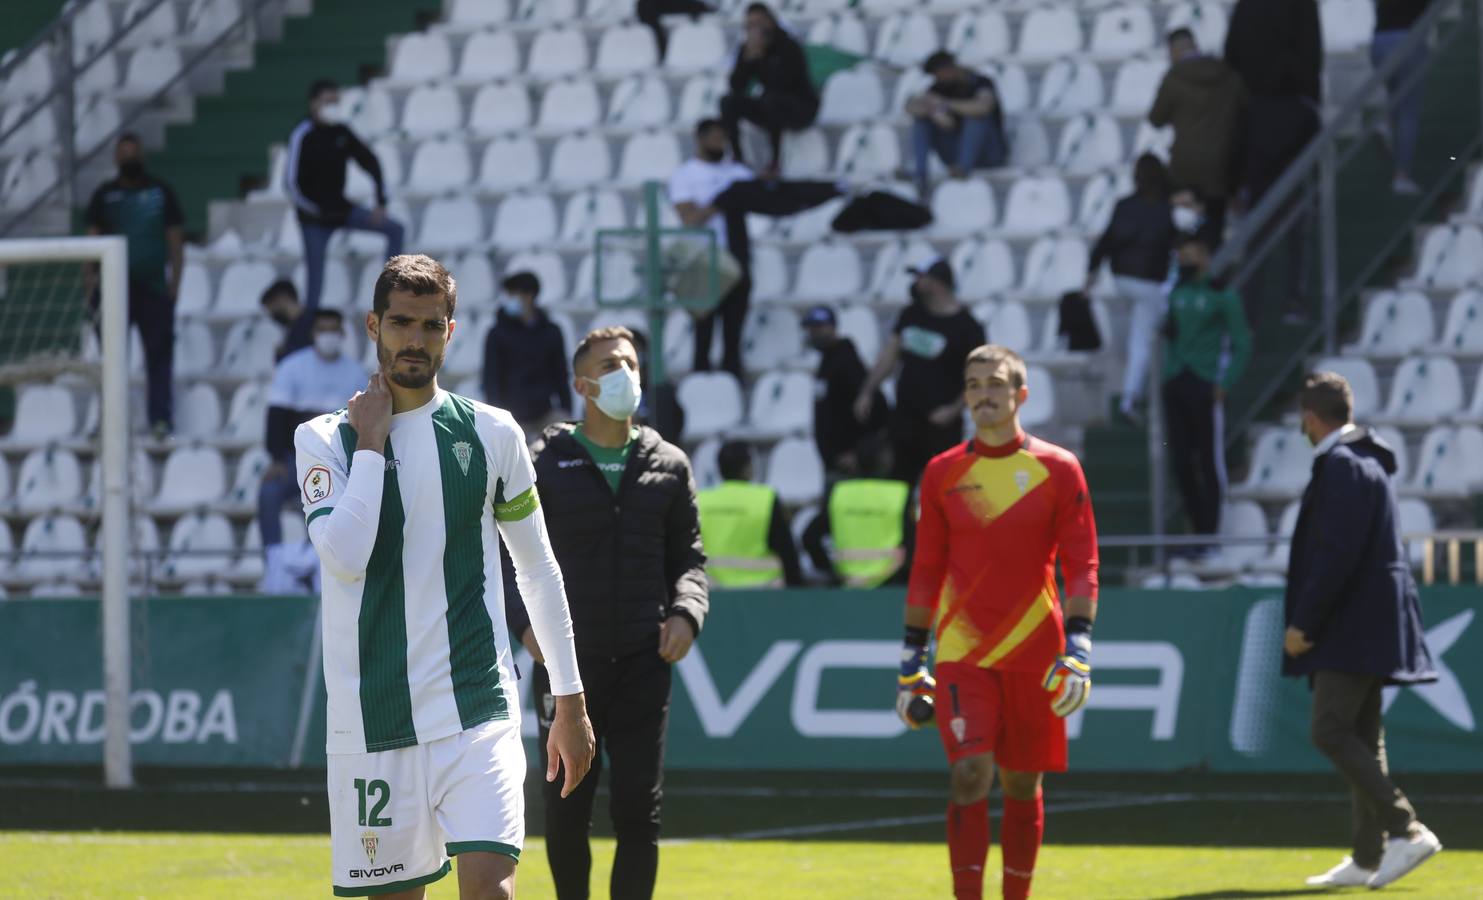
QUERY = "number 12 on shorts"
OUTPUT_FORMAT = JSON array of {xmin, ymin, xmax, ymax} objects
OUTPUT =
[{"xmin": 354, "ymin": 778, "xmax": 393, "ymax": 827}]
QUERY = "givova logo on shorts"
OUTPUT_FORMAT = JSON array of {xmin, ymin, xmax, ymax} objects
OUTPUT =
[{"xmin": 349, "ymin": 864, "xmax": 405, "ymax": 879}]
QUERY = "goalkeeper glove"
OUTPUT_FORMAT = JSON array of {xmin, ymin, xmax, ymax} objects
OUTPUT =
[
  {"xmin": 1044, "ymin": 616, "xmax": 1093, "ymax": 718},
  {"xmin": 896, "ymin": 625, "xmax": 936, "ymax": 728}
]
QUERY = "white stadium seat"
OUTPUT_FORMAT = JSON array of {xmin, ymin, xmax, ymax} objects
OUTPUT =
[
  {"xmin": 618, "ymin": 130, "xmax": 682, "ymax": 185},
  {"xmin": 1020, "ymin": 237, "xmax": 1089, "ymax": 301},
  {"xmin": 447, "ymin": 0, "xmax": 511, "ymax": 29},
  {"xmin": 5, "ymin": 384, "xmax": 76, "ymax": 446},
  {"xmin": 690, "ymin": 436, "xmax": 722, "ymax": 490},
  {"xmin": 835, "ymin": 124, "xmax": 901, "ymax": 177},
  {"xmin": 503, "ymin": 250, "xmax": 569, "ymax": 303},
  {"xmin": 1311, "ymin": 356, "xmax": 1381, "ymax": 418},
  {"xmin": 749, "ymin": 245, "xmax": 788, "ymax": 301},
  {"xmin": 560, "ymin": 189, "xmax": 626, "ymax": 246},
  {"xmin": 1345, "ymin": 290, "xmax": 1435, "ymax": 358},
  {"xmin": 224, "ymin": 446, "xmax": 271, "ymax": 511},
  {"xmin": 441, "ymin": 314, "xmax": 489, "ymax": 378},
  {"xmin": 1320, "ymin": 0, "xmax": 1377, "ymax": 52},
  {"xmin": 176, "ymin": 383, "xmax": 223, "ymax": 440},
  {"xmin": 873, "ymin": 12, "xmax": 939, "ymax": 68},
  {"xmin": 548, "ymin": 132, "xmax": 614, "ymax": 186},
  {"xmin": 217, "ymin": 318, "xmax": 281, "ymax": 379},
  {"xmin": 537, "ymin": 78, "xmax": 603, "ymax": 134},
  {"xmin": 772, "ymin": 196, "xmax": 847, "ymax": 243},
  {"xmin": 2, "ymin": 49, "xmax": 53, "ymax": 101},
  {"xmin": 1437, "ymin": 289, "xmax": 1483, "ymax": 356},
  {"xmin": 945, "ymin": 11, "xmax": 1012, "ymax": 65},
  {"xmin": 818, "ymin": 66, "xmax": 885, "ymax": 125},
  {"xmin": 182, "ymin": 0, "xmax": 243, "ymax": 45},
  {"xmin": 595, "ymin": 24, "xmax": 658, "ymax": 76},
  {"xmin": 1382, "ymin": 356, "xmax": 1464, "ymax": 425},
  {"xmin": 333, "ymin": 87, "xmax": 395, "ymax": 138},
  {"xmin": 1410, "ymin": 225, "xmax": 1483, "ymax": 290},
  {"xmin": 1078, "ymin": 170, "xmax": 1129, "ymax": 235},
  {"xmin": 14, "ymin": 448, "xmax": 84, "ymax": 515},
  {"xmin": 1396, "ymin": 499, "xmax": 1435, "ymax": 567},
  {"xmin": 162, "ymin": 512, "xmax": 237, "ymax": 581},
  {"xmin": 976, "ymin": 301, "xmax": 1034, "ymax": 352},
  {"xmin": 387, "ymin": 32, "xmax": 453, "ymax": 85},
  {"xmin": 70, "ymin": 1, "xmax": 115, "ymax": 62},
  {"xmin": 608, "ymin": 75, "xmax": 672, "ymax": 129},
  {"xmin": 1056, "ymin": 114, "xmax": 1125, "ymax": 175},
  {"xmin": 174, "ymin": 320, "xmax": 216, "ymax": 378},
  {"xmin": 526, "ymin": 27, "xmax": 589, "ymax": 80},
  {"xmin": 221, "ymin": 381, "xmax": 270, "ymax": 447},
  {"xmin": 417, "ymin": 197, "xmax": 484, "ymax": 252},
  {"xmin": 678, "ymin": 372, "xmax": 744, "ymax": 441},
  {"xmin": 401, "ymin": 84, "xmax": 463, "ymax": 138},
  {"xmin": 806, "ymin": 15, "xmax": 870, "ymax": 58},
  {"xmin": 121, "ymin": 43, "xmax": 184, "ymax": 97},
  {"xmin": 1233, "ymin": 429, "xmax": 1313, "ymax": 500},
  {"xmin": 75, "ymin": 96, "xmax": 123, "ymax": 156},
  {"xmin": 1111, "ymin": 57, "xmax": 1168, "ymax": 115},
  {"xmin": 1037, "ymin": 60, "xmax": 1105, "ymax": 117},
  {"xmin": 1408, "ymin": 426, "xmax": 1483, "ymax": 497},
  {"xmin": 868, "ymin": 239, "xmax": 937, "ymax": 303},
  {"xmin": 1, "ymin": 153, "xmax": 58, "ymax": 210},
  {"xmin": 492, "ymin": 194, "xmax": 559, "ymax": 248},
  {"xmin": 119, "ymin": 0, "xmax": 179, "ymax": 48},
  {"xmin": 175, "ymin": 260, "xmax": 213, "ymax": 317},
  {"xmin": 930, "ymin": 178, "xmax": 996, "ymax": 238},
  {"xmin": 1089, "ymin": 4, "xmax": 1157, "ymax": 59},
  {"xmin": 406, "ymin": 137, "xmax": 473, "ymax": 193},
  {"xmin": 742, "ymin": 308, "xmax": 806, "ymax": 374},
  {"xmin": 665, "ymin": 20, "xmax": 727, "ymax": 71},
  {"xmin": 17, "ymin": 515, "xmax": 88, "ymax": 584},
  {"xmin": 836, "ymin": 305, "xmax": 882, "ymax": 364},
  {"xmin": 766, "ymin": 437, "xmax": 824, "ymax": 504},
  {"xmin": 458, "ymin": 30, "xmax": 521, "ymax": 83},
  {"xmin": 795, "ymin": 242, "xmax": 864, "ymax": 301},
  {"xmin": 1372, "ymin": 425, "xmax": 1411, "ymax": 482},
  {"xmin": 1018, "ymin": 7, "xmax": 1082, "ymax": 61},
  {"xmin": 150, "ymin": 446, "xmax": 227, "ymax": 513},
  {"xmin": 1164, "ymin": 2, "xmax": 1230, "ymax": 54},
  {"xmin": 447, "ymin": 252, "xmax": 498, "ymax": 315},
  {"xmin": 0, "ymin": 104, "xmax": 56, "ymax": 152},
  {"xmin": 1199, "ymin": 500, "xmax": 1270, "ymax": 573},
  {"xmin": 290, "ymin": 257, "xmax": 352, "ymax": 311},
  {"xmin": 746, "ymin": 371, "xmax": 813, "ymax": 438},
  {"xmin": 1008, "ymin": 117, "xmax": 1052, "ymax": 169},
  {"xmin": 1001, "ymin": 175, "xmax": 1072, "ymax": 237},
  {"xmin": 1019, "ymin": 366, "xmax": 1056, "ymax": 427},
  {"xmin": 677, "ymin": 74, "xmax": 727, "ymax": 124},
  {"xmin": 780, "ymin": 128, "xmax": 830, "ymax": 177},
  {"xmin": 479, "ymin": 135, "xmax": 545, "ymax": 191},
  {"xmin": 951, "ymin": 238, "xmax": 1016, "ymax": 301},
  {"xmin": 468, "ymin": 82, "xmax": 532, "ymax": 136}
]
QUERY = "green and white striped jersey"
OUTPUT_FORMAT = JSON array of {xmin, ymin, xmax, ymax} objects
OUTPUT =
[{"xmin": 295, "ymin": 389, "xmax": 579, "ymax": 755}]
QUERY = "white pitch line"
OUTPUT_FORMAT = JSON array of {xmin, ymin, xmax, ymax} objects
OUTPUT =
[{"xmin": 668, "ymin": 792, "xmax": 1198, "ymax": 844}]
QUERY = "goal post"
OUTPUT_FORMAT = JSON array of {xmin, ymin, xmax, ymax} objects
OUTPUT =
[{"xmin": 0, "ymin": 236, "xmax": 131, "ymax": 787}]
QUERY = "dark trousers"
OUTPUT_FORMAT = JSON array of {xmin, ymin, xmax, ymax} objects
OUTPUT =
[
  {"xmin": 1198, "ymin": 195, "xmax": 1228, "ymax": 252},
  {"xmin": 1310, "ymin": 670, "xmax": 1418, "ymax": 869},
  {"xmin": 720, "ymin": 91, "xmax": 818, "ymax": 169},
  {"xmin": 536, "ymin": 649, "xmax": 672, "ymax": 900},
  {"xmin": 635, "ymin": 0, "xmax": 712, "ymax": 58},
  {"xmin": 889, "ymin": 409, "xmax": 963, "ymax": 488},
  {"xmin": 1244, "ymin": 97, "xmax": 1321, "ymax": 320},
  {"xmin": 257, "ymin": 456, "xmax": 297, "ymax": 546},
  {"xmin": 1162, "ymin": 369, "xmax": 1222, "ymax": 535},
  {"xmin": 692, "ymin": 274, "xmax": 749, "ymax": 378},
  {"xmin": 129, "ymin": 281, "xmax": 175, "ymax": 430}
]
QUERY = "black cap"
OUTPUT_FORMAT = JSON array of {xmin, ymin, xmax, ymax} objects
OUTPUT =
[
  {"xmin": 802, "ymin": 305, "xmax": 836, "ymax": 327},
  {"xmin": 907, "ymin": 258, "xmax": 955, "ymax": 291}
]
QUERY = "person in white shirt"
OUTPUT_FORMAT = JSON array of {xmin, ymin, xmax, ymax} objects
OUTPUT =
[
  {"xmin": 668, "ymin": 119, "xmax": 753, "ymax": 376},
  {"xmin": 295, "ymin": 254, "xmax": 595, "ymax": 899},
  {"xmin": 258, "ymin": 308, "xmax": 369, "ymax": 592}
]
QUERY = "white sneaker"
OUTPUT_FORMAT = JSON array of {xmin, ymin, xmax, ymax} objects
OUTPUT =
[
  {"xmin": 1369, "ymin": 824, "xmax": 1442, "ymax": 889},
  {"xmin": 1305, "ymin": 856, "xmax": 1375, "ymax": 887}
]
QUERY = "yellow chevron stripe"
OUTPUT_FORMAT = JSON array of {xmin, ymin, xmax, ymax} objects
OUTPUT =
[{"xmin": 976, "ymin": 589, "xmax": 1055, "ymax": 669}]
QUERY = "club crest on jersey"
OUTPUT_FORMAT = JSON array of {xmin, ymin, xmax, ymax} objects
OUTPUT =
[
  {"xmin": 1014, "ymin": 470, "xmax": 1030, "ymax": 494},
  {"xmin": 303, "ymin": 465, "xmax": 332, "ymax": 505},
  {"xmin": 361, "ymin": 831, "xmax": 379, "ymax": 864},
  {"xmin": 452, "ymin": 441, "xmax": 473, "ymax": 476},
  {"xmin": 950, "ymin": 716, "xmax": 967, "ymax": 742}
]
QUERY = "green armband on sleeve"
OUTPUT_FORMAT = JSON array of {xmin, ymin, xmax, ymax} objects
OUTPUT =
[{"xmin": 493, "ymin": 486, "xmax": 540, "ymax": 522}]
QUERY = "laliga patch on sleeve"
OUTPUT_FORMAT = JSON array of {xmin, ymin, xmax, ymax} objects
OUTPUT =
[{"xmin": 303, "ymin": 465, "xmax": 333, "ymax": 505}]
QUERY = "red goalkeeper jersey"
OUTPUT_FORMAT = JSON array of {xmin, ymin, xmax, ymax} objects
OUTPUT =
[{"xmin": 907, "ymin": 432, "xmax": 1099, "ymax": 674}]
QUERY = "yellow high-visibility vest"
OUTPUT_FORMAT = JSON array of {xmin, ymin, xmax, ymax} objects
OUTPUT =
[
  {"xmin": 698, "ymin": 481, "xmax": 783, "ymax": 588},
  {"xmin": 830, "ymin": 479, "xmax": 910, "ymax": 588}
]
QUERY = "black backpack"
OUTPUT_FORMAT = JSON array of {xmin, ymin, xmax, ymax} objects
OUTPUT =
[
  {"xmin": 831, "ymin": 191, "xmax": 933, "ymax": 232},
  {"xmin": 1057, "ymin": 291, "xmax": 1102, "ymax": 351}
]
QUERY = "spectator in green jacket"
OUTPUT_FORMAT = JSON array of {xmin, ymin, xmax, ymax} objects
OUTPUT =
[{"xmin": 1162, "ymin": 236, "xmax": 1251, "ymax": 548}]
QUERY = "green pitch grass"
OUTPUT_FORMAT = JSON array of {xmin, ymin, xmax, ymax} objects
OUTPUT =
[{"xmin": 5, "ymin": 773, "xmax": 1480, "ymax": 899}]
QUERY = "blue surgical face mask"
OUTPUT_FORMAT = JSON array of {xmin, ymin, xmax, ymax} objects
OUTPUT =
[{"xmin": 585, "ymin": 364, "xmax": 642, "ymax": 421}]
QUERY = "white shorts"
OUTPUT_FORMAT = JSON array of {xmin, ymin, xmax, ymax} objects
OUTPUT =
[{"xmin": 328, "ymin": 717, "xmax": 526, "ymax": 897}]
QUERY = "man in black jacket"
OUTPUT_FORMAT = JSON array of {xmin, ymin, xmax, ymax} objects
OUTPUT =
[
  {"xmin": 507, "ymin": 325, "xmax": 707, "ymax": 900},
  {"xmin": 482, "ymin": 271, "xmax": 570, "ymax": 436},
  {"xmin": 804, "ymin": 305, "xmax": 886, "ymax": 476},
  {"xmin": 720, "ymin": 3, "xmax": 819, "ymax": 174},
  {"xmin": 1285, "ymin": 372, "xmax": 1441, "ymax": 890},
  {"xmin": 284, "ymin": 78, "xmax": 405, "ymax": 353}
]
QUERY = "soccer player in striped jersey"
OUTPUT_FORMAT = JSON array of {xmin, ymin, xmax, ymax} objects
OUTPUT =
[
  {"xmin": 896, "ymin": 344, "xmax": 1099, "ymax": 900},
  {"xmin": 296, "ymin": 255, "xmax": 595, "ymax": 899}
]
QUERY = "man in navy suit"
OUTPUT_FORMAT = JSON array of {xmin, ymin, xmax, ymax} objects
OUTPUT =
[{"xmin": 1284, "ymin": 372, "xmax": 1441, "ymax": 889}]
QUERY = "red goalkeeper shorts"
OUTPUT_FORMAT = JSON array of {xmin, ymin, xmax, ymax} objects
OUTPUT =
[{"xmin": 934, "ymin": 662, "xmax": 1067, "ymax": 772}]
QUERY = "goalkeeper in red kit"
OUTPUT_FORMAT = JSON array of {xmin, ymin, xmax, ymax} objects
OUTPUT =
[{"xmin": 896, "ymin": 344, "xmax": 1098, "ymax": 900}]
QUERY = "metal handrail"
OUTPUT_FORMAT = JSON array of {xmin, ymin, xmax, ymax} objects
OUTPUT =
[{"xmin": 0, "ymin": 0, "xmax": 284, "ymax": 236}]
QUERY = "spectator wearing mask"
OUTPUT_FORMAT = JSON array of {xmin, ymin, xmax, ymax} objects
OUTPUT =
[
  {"xmin": 1161, "ymin": 237, "xmax": 1251, "ymax": 547},
  {"xmin": 1148, "ymin": 28, "xmax": 1245, "ymax": 248},
  {"xmin": 258, "ymin": 308, "xmax": 368, "ymax": 590},
  {"xmin": 1087, "ymin": 154, "xmax": 1177, "ymax": 425},
  {"xmin": 259, "ymin": 279, "xmax": 302, "ymax": 362},
  {"xmin": 856, "ymin": 259, "xmax": 987, "ymax": 486},
  {"xmin": 1372, "ymin": 0, "xmax": 1432, "ymax": 195},
  {"xmin": 906, "ymin": 51, "xmax": 1008, "ymax": 200},
  {"xmin": 635, "ymin": 0, "xmax": 713, "ymax": 60},
  {"xmin": 84, "ymin": 133, "xmax": 184, "ymax": 439},
  {"xmin": 697, "ymin": 441, "xmax": 804, "ymax": 588},
  {"xmin": 803, "ymin": 305, "xmax": 887, "ymax": 476},
  {"xmin": 285, "ymin": 78, "xmax": 405, "ymax": 352},
  {"xmin": 482, "ymin": 271, "xmax": 571, "ymax": 436},
  {"xmin": 720, "ymin": 3, "xmax": 819, "ymax": 174},
  {"xmin": 1225, "ymin": 0, "xmax": 1322, "ymax": 322},
  {"xmin": 669, "ymin": 119, "xmax": 754, "ymax": 377}
]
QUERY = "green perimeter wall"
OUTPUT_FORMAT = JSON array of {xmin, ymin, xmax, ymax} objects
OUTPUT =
[{"xmin": 0, "ymin": 589, "xmax": 1478, "ymax": 772}]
